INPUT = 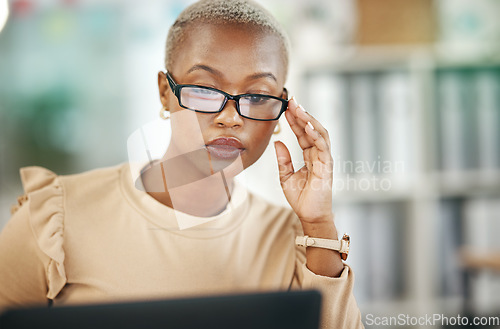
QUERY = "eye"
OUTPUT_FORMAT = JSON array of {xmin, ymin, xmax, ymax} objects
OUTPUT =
[
  {"xmin": 247, "ymin": 95, "xmax": 271, "ymax": 105},
  {"xmin": 185, "ymin": 87, "xmax": 222, "ymax": 100},
  {"xmin": 193, "ymin": 88, "xmax": 217, "ymax": 95}
]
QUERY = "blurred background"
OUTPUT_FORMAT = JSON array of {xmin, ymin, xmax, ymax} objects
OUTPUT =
[{"xmin": 1, "ymin": 0, "xmax": 500, "ymax": 327}]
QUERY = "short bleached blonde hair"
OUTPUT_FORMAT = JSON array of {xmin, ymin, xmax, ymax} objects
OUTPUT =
[{"xmin": 164, "ymin": 0, "xmax": 290, "ymax": 79}]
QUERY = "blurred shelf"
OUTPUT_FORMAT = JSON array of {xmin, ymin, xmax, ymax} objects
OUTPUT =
[
  {"xmin": 361, "ymin": 296, "xmax": 464, "ymax": 317},
  {"xmin": 332, "ymin": 176, "xmax": 415, "ymax": 203},
  {"xmin": 299, "ymin": 43, "xmax": 500, "ymax": 74},
  {"xmin": 301, "ymin": 43, "xmax": 500, "ymax": 327},
  {"xmin": 433, "ymin": 169, "xmax": 500, "ymax": 198},
  {"xmin": 332, "ymin": 169, "xmax": 500, "ymax": 203},
  {"xmin": 301, "ymin": 44, "xmax": 431, "ymax": 73},
  {"xmin": 434, "ymin": 43, "xmax": 500, "ymax": 68}
]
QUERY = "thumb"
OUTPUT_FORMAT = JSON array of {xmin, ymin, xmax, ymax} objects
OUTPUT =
[{"xmin": 274, "ymin": 141, "xmax": 294, "ymax": 184}]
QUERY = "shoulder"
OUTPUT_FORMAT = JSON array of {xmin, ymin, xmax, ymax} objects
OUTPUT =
[
  {"xmin": 11, "ymin": 163, "xmax": 127, "ymax": 212},
  {"xmin": 18, "ymin": 162, "xmax": 126, "ymax": 194},
  {"xmin": 55, "ymin": 163, "xmax": 126, "ymax": 192},
  {"xmin": 6, "ymin": 162, "xmax": 128, "ymax": 299}
]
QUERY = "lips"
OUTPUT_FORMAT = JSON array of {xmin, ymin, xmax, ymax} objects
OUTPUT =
[{"xmin": 206, "ymin": 137, "xmax": 245, "ymax": 159}]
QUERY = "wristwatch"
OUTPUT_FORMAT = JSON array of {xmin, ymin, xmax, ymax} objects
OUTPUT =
[{"xmin": 295, "ymin": 234, "xmax": 350, "ymax": 261}]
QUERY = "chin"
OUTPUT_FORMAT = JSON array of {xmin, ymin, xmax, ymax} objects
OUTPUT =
[{"xmin": 209, "ymin": 154, "xmax": 246, "ymax": 179}]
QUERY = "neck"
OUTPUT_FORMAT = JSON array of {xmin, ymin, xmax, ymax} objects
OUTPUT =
[{"xmin": 141, "ymin": 145, "xmax": 234, "ymax": 217}]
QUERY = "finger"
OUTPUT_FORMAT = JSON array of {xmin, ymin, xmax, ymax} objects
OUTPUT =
[
  {"xmin": 304, "ymin": 125, "xmax": 334, "ymax": 176},
  {"xmin": 303, "ymin": 147, "xmax": 312, "ymax": 171},
  {"xmin": 285, "ymin": 110, "xmax": 315, "ymax": 150},
  {"xmin": 305, "ymin": 122, "xmax": 329, "ymax": 152},
  {"xmin": 274, "ymin": 141, "xmax": 295, "ymax": 183},
  {"xmin": 303, "ymin": 139, "xmax": 332, "ymax": 180},
  {"xmin": 288, "ymin": 97, "xmax": 331, "ymax": 149},
  {"xmin": 288, "ymin": 98, "xmax": 331, "ymax": 150},
  {"xmin": 305, "ymin": 123, "xmax": 333, "ymax": 165},
  {"xmin": 309, "ymin": 147, "xmax": 333, "ymax": 181},
  {"xmin": 287, "ymin": 97, "xmax": 308, "ymax": 128},
  {"xmin": 296, "ymin": 109, "xmax": 331, "ymax": 149},
  {"xmin": 285, "ymin": 97, "xmax": 316, "ymax": 148}
]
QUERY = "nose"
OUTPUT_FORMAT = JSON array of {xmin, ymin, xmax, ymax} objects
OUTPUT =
[{"xmin": 214, "ymin": 99, "xmax": 244, "ymax": 128}]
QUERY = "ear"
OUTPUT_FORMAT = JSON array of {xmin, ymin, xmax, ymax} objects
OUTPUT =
[
  {"xmin": 281, "ymin": 87, "xmax": 288, "ymax": 100},
  {"xmin": 158, "ymin": 71, "xmax": 170, "ymax": 108}
]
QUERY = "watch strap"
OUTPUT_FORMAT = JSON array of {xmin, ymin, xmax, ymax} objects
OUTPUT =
[{"xmin": 295, "ymin": 235, "xmax": 350, "ymax": 260}]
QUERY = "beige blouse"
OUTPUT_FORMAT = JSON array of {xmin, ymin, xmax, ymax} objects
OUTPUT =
[{"xmin": 0, "ymin": 162, "xmax": 363, "ymax": 328}]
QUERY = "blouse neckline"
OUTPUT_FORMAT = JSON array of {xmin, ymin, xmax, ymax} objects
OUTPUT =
[{"xmin": 119, "ymin": 161, "xmax": 250, "ymax": 239}]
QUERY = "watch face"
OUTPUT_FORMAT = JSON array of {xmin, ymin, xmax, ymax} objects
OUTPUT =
[{"xmin": 341, "ymin": 234, "xmax": 350, "ymax": 260}]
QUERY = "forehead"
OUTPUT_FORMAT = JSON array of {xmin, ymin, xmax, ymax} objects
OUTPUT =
[{"xmin": 171, "ymin": 22, "xmax": 286, "ymax": 85}]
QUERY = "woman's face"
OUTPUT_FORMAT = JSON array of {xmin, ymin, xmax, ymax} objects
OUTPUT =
[{"xmin": 158, "ymin": 23, "xmax": 287, "ymax": 178}]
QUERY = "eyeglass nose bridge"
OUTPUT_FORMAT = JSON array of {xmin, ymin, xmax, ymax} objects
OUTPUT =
[{"xmin": 218, "ymin": 93, "xmax": 243, "ymax": 116}]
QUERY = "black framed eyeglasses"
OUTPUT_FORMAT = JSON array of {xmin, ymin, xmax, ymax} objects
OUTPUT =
[{"xmin": 165, "ymin": 71, "xmax": 288, "ymax": 121}]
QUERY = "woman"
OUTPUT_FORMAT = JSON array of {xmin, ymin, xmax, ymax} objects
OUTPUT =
[{"xmin": 0, "ymin": 0, "xmax": 363, "ymax": 328}]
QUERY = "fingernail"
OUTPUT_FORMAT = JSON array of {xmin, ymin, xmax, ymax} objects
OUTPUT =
[
  {"xmin": 291, "ymin": 96, "xmax": 299, "ymax": 106},
  {"xmin": 298, "ymin": 105, "xmax": 307, "ymax": 113},
  {"xmin": 307, "ymin": 122, "xmax": 314, "ymax": 130}
]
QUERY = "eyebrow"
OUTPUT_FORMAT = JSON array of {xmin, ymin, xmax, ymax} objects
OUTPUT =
[
  {"xmin": 186, "ymin": 64, "xmax": 278, "ymax": 82},
  {"xmin": 247, "ymin": 72, "xmax": 277, "ymax": 82},
  {"xmin": 186, "ymin": 64, "xmax": 221, "ymax": 76}
]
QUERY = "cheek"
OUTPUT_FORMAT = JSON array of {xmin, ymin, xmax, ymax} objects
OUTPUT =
[
  {"xmin": 170, "ymin": 112, "xmax": 208, "ymax": 152},
  {"xmin": 246, "ymin": 122, "xmax": 276, "ymax": 157}
]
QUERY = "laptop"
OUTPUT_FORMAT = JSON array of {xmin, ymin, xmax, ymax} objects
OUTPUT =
[{"xmin": 0, "ymin": 290, "xmax": 321, "ymax": 329}]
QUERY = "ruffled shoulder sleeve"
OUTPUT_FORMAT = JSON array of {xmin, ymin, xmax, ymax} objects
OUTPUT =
[{"xmin": 18, "ymin": 166, "xmax": 67, "ymax": 299}]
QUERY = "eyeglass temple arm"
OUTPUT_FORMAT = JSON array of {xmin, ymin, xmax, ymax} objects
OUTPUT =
[
  {"xmin": 282, "ymin": 87, "xmax": 288, "ymax": 101},
  {"xmin": 165, "ymin": 71, "xmax": 177, "ymax": 92}
]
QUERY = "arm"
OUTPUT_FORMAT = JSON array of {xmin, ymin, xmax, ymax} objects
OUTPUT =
[
  {"xmin": 275, "ymin": 97, "xmax": 364, "ymax": 328},
  {"xmin": 0, "ymin": 202, "xmax": 49, "ymax": 311},
  {"xmin": 274, "ymin": 97, "xmax": 343, "ymax": 277},
  {"xmin": 300, "ymin": 220, "xmax": 344, "ymax": 277}
]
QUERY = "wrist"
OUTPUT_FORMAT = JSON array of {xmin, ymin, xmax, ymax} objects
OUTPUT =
[{"xmin": 300, "ymin": 216, "xmax": 338, "ymax": 240}]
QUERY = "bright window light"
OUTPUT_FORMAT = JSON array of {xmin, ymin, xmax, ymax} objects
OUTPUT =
[{"xmin": 0, "ymin": 0, "xmax": 9, "ymax": 33}]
